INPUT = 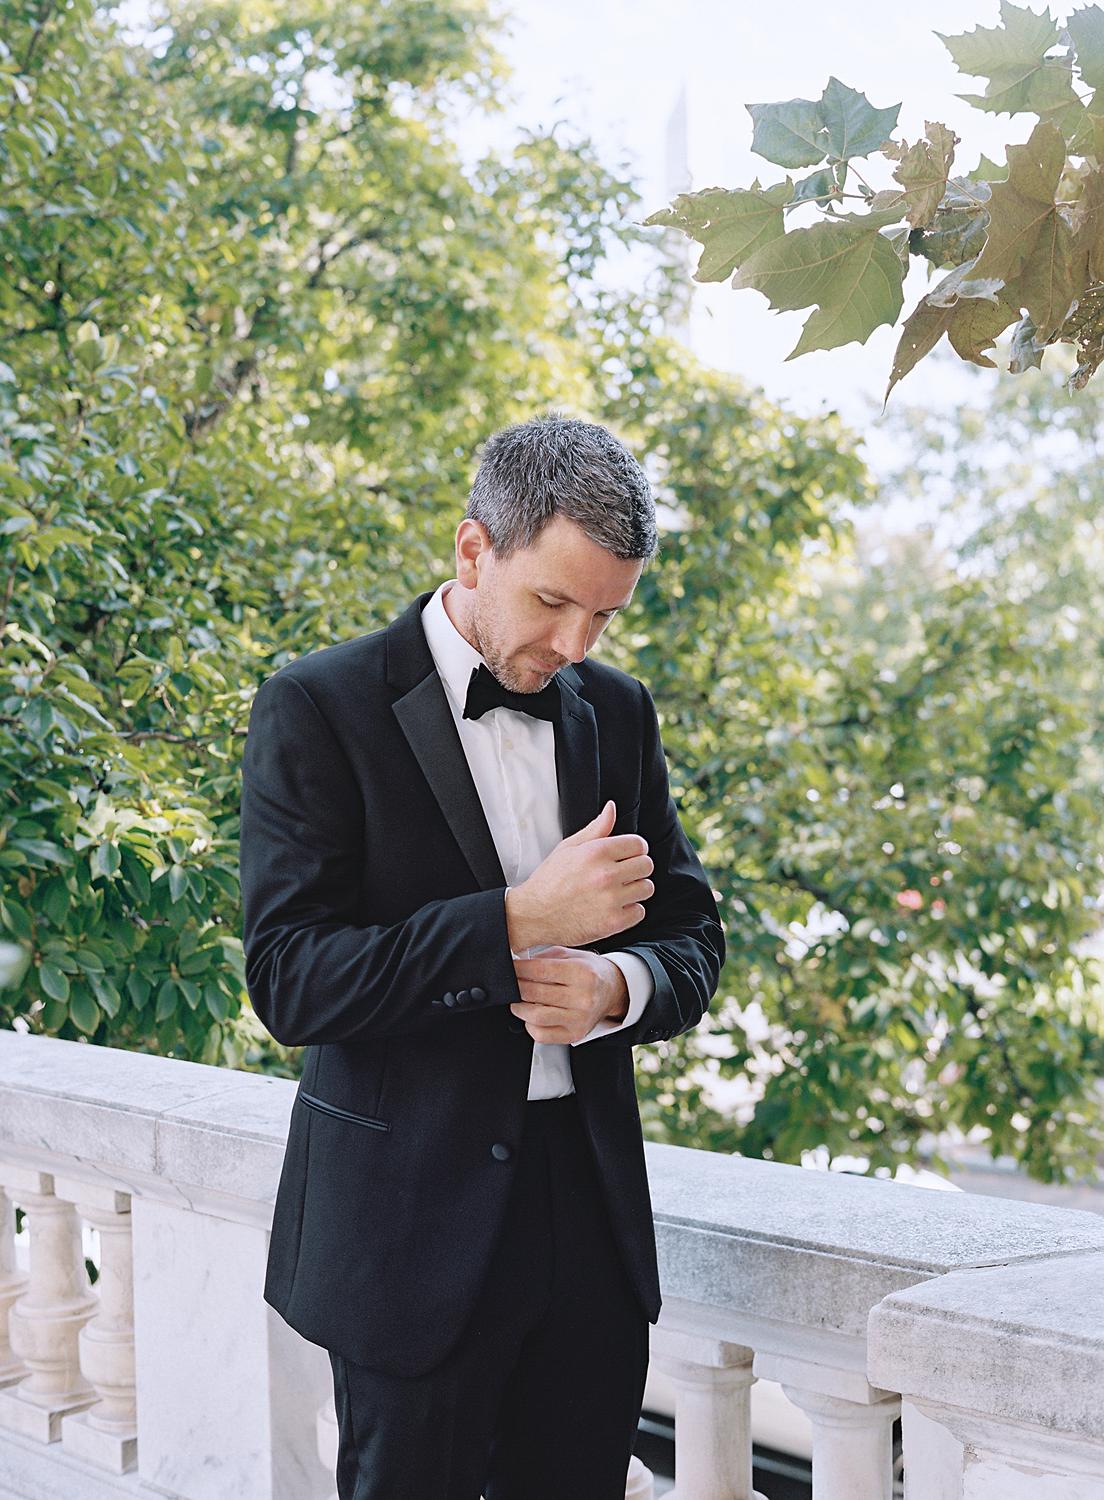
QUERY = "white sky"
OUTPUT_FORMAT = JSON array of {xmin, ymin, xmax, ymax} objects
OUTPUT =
[{"xmin": 468, "ymin": 0, "xmax": 1055, "ymax": 491}]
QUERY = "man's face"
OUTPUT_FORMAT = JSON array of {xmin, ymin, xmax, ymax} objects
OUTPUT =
[{"xmin": 464, "ymin": 514, "xmax": 644, "ymax": 693}]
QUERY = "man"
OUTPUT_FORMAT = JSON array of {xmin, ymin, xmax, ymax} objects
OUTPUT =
[{"xmin": 239, "ymin": 413, "xmax": 726, "ymax": 1500}]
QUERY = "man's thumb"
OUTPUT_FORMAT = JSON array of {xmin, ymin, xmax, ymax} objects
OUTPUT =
[{"xmin": 564, "ymin": 799, "xmax": 616, "ymax": 843}]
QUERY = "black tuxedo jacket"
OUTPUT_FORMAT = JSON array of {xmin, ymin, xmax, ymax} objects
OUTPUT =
[{"xmin": 239, "ymin": 588, "xmax": 725, "ymax": 1377}]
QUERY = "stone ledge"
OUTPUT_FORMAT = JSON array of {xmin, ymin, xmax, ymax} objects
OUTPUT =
[{"xmin": 868, "ymin": 1250, "xmax": 1104, "ymax": 1440}]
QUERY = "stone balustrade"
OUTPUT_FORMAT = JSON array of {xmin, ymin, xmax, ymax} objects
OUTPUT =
[{"xmin": 0, "ymin": 1028, "xmax": 1101, "ymax": 1500}]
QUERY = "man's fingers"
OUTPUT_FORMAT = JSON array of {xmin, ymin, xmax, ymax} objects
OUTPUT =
[
  {"xmin": 512, "ymin": 991, "xmax": 589, "ymax": 1023},
  {"xmin": 513, "ymin": 952, "xmax": 574, "ymax": 982}
]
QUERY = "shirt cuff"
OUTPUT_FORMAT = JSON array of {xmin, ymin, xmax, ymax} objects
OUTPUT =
[{"xmin": 571, "ymin": 951, "xmax": 654, "ymax": 1045}]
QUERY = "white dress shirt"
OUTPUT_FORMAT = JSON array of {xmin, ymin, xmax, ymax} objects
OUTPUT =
[{"xmin": 420, "ymin": 579, "xmax": 654, "ymax": 1099}]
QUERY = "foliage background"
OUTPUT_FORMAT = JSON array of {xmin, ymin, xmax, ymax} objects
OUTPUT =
[{"xmin": 3, "ymin": 0, "xmax": 1103, "ymax": 1183}]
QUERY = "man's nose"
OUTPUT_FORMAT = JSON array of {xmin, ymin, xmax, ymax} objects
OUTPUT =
[{"xmin": 551, "ymin": 620, "xmax": 591, "ymax": 664}]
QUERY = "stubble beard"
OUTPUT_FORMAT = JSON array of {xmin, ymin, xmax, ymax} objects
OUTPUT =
[{"xmin": 472, "ymin": 596, "xmax": 551, "ymax": 695}]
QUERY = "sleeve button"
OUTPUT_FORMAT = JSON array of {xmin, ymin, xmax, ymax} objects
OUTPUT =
[
  {"xmin": 470, "ymin": 986, "xmax": 487, "ymax": 1002},
  {"xmin": 442, "ymin": 992, "xmax": 457, "ymax": 1008}
]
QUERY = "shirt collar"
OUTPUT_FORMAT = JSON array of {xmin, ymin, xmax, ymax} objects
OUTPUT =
[{"xmin": 421, "ymin": 579, "xmax": 488, "ymax": 717}]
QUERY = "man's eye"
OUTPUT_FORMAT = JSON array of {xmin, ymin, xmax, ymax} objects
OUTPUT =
[{"xmin": 538, "ymin": 597, "xmax": 616, "ymax": 618}]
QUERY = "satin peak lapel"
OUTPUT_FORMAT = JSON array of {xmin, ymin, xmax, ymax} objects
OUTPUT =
[{"xmin": 553, "ymin": 672, "xmax": 600, "ymax": 842}]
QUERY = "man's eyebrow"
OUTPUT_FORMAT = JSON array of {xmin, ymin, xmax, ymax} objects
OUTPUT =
[{"xmin": 538, "ymin": 588, "xmax": 633, "ymax": 611}]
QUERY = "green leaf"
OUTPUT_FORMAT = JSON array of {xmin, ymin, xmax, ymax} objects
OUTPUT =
[
  {"xmin": 968, "ymin": 120, "xmax": 1084, "ymax": 341},
  {"xmin": 11, "ymin": 837, "xmax": 65, "ymax": 867},
  {"xmin": 746, "ymin": 79, "xmax": 900, "ymax": 171},
  {"xmin": 882, "ymin": 122, "xmax": 958, "ymax": 229},
  {"xmin": 886, "ymin": 259, "xmax": 1021, "ymax": 401},
  {"xmin": 41, "ymin": 1000, "xmax": 68, "ymax": 1031},
  {"xmin": 645, "ymin": 183, "xmax": 790, "ymax": 281},
  {"xmin": 41, "ymin": 880, "xmax": 70, "ymax": 926},
  {"xmin": 38, "ymin": 962, "xmax": 70, "ymax": 1001},
  {"xmin": 789, "ymin": 169, "xmax": 836, "ymax": 208},
  {"xmin": 939, "ymin": 1, "xmax": 1079, "ymax": 116},
  {"xmin": 204, "ymin": 981, "xmax": 230, "ymax": 1022},
  {"xmin": 746, "ymin": 96, "xmax": 826, "ymax": 168},
  {"xmin": 91, "ymin": 841, "xmax": 121, "ymax": 879},
  {"xmin": 205, "ymin": 867, "xmax": 239, "ymax": 901},
  {"xmin": 817, "ymin": 77, "xmax": 900, "ymax": 163},
  {"xmin": 122, "ymin": 851, "xmax": 151, "ymax": 903},
  {"xmin": 155, "ymin": 977, "xmax": 178, "ymax": 1022},
  {"xmin": 1007, "ymin": 312, "xmax": 1044, "ymax": 372},
  {"xmin": 88, "ymin": 971, "xmax": 121, "ymax": 1018},
  {"xmin": 126, "ymin": 970, "xmax": 152, "ymax": 1011},
  {"xmin": 1015, "ymin": 202, "xmax": 1079, "ymax": 340},
  {"xmin": 941, "ymin": 0, "xmax": 1058, "ymax": 74},
  {"xmin": 178, "ymin": 946, "xmax": 214, "ymax": 976},
  {"xmin": 975, "ymin": 154, "xmax": 1010, "ymax": 183},
  {"xmin": 971, "ymin": 121, "xmax": 1067, "ymax": 286},
  {"xmin": 1065, "ymin": 4, "xmax": 1104, "ymax": 91},
  {"xmin": 0, "ymin": 898, "xmax": 33, "ymax": 941},
  {"xmin": 168, "ymin": 864, "xmax": 188, "ymax": 902},
  {"xmin": 1071, "ymin": 164, "xmax": 1104, "ymax": 283},
  {"xmin": 733, "ymin": 217, "xmax": 906, "ymax": 360},
  {"xmin": 914, "ymin": 176, "xmax": 993, "ymax": 268},
  {"xmin": 69, "ymin": 989, "xmax": 102, "ymax": 1035},
  {"xmin": 926, "ymin": 256, "xmax": 1007, "ymax": 306}
]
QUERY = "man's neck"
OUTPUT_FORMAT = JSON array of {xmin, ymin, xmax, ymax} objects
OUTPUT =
[{"xmin": 441, "ymin": 579, "xmax": 480, "ymax": 653}]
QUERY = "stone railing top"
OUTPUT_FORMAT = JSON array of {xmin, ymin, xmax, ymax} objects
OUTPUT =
[
  {"xmin": 0, "ymin": 1028, "xmax": 293, "ymax": 1209},
  {"xmin": 868, "ymin": 1249, "xmax": 1104, "ymax": 1440},
  {"xmin": 647, "ymin": 1141, "xmax": 1104, "ymax": 1274},
  {"xmin": 644, "ymin": 1142, "xmax": 1104, "ymax": 1349},
  {"xmin": 3, "ymin": 1030, "xmax": 1104, "ymax": 1357}
]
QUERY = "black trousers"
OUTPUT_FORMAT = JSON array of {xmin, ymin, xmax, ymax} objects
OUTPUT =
[{"xmin": 328, "ymin": 1092, "xmax": 651, "ymax": 1500}]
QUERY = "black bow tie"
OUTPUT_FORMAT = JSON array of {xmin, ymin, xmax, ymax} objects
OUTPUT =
[{"xmin": 463, "ymin": 663, "xmax": 561, "ymax": 723}]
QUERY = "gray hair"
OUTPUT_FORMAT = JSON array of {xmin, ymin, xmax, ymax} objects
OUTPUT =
[{"xmin": 465, "ymin": 412, "xmax": 658, "ymax": 563}]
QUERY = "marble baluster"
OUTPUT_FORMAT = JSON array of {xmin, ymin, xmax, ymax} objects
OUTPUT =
[
  {"xmin": 780, "ymin": 1384, "xmax": 900, "ymax": 1500},
  {"xmin": 0, "ymin": 1183, "xmax": 28, "ymax": 1387},
  {"xmin": 650, "ymin": 1325, "xmax": 768, "ymax": 1500},
  {"xmin": 55, "ymin": 1176, "xmax": 137, "ymax": 1473},
  {"xmin": 0, "ymin": 1165, "xmax": 97, "ymax": 1442}
]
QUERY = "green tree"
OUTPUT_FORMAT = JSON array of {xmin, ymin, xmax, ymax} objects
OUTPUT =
[
  {"xmin": 0, "ymin": 0, "xmax": 641, "ymax": 1064},
  {"xmin": 582, "ymin": 316, "xmax": 1104, "ymax": 1182}
]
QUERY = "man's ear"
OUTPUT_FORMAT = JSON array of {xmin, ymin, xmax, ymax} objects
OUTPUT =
[{"xmin": 456, "ymin": 518, "xmax": 491, "ymax": 587}]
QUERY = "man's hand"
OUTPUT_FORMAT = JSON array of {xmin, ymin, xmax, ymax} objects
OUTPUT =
[
  {"xmin": 510, "ymin": 947, "xmax": 630, "ymax": 1044},
  {"xmin": 504, "ymin": 801, "xmax": 653, "ymax": 951}
]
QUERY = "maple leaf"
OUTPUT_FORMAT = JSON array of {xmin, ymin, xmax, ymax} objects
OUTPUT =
[{"xmin": 882, "ymin": 121, "xmax": 959, "ymax": 228}]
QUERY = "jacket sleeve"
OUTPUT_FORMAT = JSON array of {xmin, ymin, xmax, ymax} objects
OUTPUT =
[
  {"xmin": 582, "ymin": 678, "xmax": 726, "ymax": 1048},
  {"xmin": 238, "ymin": 669, "xmax": 523, "ymax": 1047}
]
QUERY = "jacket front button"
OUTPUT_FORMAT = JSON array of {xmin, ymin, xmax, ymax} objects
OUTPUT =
[{"xmin": 490, "ymin": 1142, "xmax": 512, "ymax": 1162}]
